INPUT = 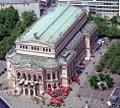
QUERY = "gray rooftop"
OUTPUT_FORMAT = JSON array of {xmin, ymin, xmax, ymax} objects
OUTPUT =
[
  {"xmin": 82, "ymin": 21, "xmax": 97, "ymax": 35},
  {"xmin": 109, "ymin": 88, "xmax": 120, "ymax": 106},
  {"xmin": 0, "ymin": 0, "xmax": 37, "ymax": 3},
  {"xmin": 20, "ymin": 4, "xmax": 83, "ymax": 45},
  {"xmin": 11, "ymin": 52, "xmax": 59, "ymax": 68}
]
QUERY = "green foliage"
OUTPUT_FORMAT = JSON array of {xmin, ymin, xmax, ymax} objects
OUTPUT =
[
  {"xmin": 21, "ymin": 11, "xmax": 37, "ymax": 27},
  {"xmin": 0, "ymin": 6, "xmax": 19, "ymax": 41},
  {"xmin": 89, "ymin": 75, "xmax": 98, "ymax": 89},
  {"xmin": 88, "ymin": 14, "xmax": 120, "ymax": 38},
  {"xmin": 89, "ymin": 74, "xmax": 114, "ymax": 90},
  {"xmin": 97, "ymin": 42, "xmax": 120, "ymax": 75},
  {"xmin": 0, "ymin": 7, "xmax": 37, "ymax": 59},
  {"xmin": 98, "ymin": 73, "xmax": 105, "ymax": 81},
  {"xmin": 95, "ymin": 64, "xmax": 103, "ymax": 72},
  {"xmin": 105, "ymin": 75, "xmax": 113, "ymax": 88}
]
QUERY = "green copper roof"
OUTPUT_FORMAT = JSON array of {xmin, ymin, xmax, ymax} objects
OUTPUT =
[
  {"xmin": 21, "ymin": 4, "xmax": 83, "ymax": 44},
  {"xmin": 11, "ymin": 52, "xmax": 59, "ymax": 68}
]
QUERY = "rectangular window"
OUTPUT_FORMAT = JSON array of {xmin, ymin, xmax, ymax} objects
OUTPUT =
[
  {"xmin": 46, "ymin": 48, "xmax": 48, "ymax": 52},
  {"xmin": 43, "ymin": 48, "xmax": 45, "ymax": 51},
  {"xmin": 49, "ymin": 49, "xmax": 51, "ymax": 52},
  {"xmin": 37, "ymin": 47, "xmax": 39, "ymax": 50},
  {"xmin": 26, "ymin": 46, "xmax": 28, "ymax": 49},
  {"xmin": 34, "ymin": 47, "xmax": 36, "ymax": 50}
]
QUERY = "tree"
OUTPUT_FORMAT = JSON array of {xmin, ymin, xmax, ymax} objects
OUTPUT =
[
  {"xmin": 89, "ymin": 76, "xmax": 98, "ymax": 89},
  {"xmin": 110, "ymin": 16, "xmax": 118, "ymax": 24},
  {"xmin": 96, "ymin": 64, "xmax": 103, "ymax": 72},
  {"xmin": 106, "ymin": 78, "xmax": 113, "ymax": 88},
  {"xmin": 0, "ymin": 8, "xmax": 37, "ymax": 59},
  {"xmin": 21, "ymin": 11, "xmax": 37, "ymax": 27},
  {"xmin": 96, "ymin": 42, "xmax": 120, "ymax": 75},
  {"xmin": 88, "ymin": 14, "xmax": 120, "ymax": 38},
  {"xmin": 0, "ymin": 6, "xmax": 19, "ymax": 41},
  {"xmin": 98, "ymin": 73, "xmax": 105, "ymax": 81}
]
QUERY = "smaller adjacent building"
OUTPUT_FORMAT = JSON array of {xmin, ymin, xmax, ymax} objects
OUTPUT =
[
  {"xmin": 58, "ymin": 0, "xmax": 120, "ymax": 17},
  {"xmin": 0, "ymin": 0, "xmax": 52, "ymax": 18}
]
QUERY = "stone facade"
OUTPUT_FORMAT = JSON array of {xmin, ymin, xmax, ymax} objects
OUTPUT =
[{"xmin": 6, "ymin": 4, "xmax": 98, "ymax": 97}]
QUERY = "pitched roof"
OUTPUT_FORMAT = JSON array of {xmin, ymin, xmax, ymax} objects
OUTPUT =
[{"xmin": 20, "ymin": 4, "xmax": 83, "ymax": 45}]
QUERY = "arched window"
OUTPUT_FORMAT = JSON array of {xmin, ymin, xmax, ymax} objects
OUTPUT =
[
  {"xmin": 47, "ymin": 73, "xmax": 51, "ymax": 80},
  {"xmin": 38, "ymin": 75, "xmax": 42, "ymax": 82},
  {"xmin": 52, "ymin": 73, "xmax": 56, "ymax": 79},
  {"xmin": 22, "ymin": 73, "xmax": 26, "ymax": 80},
  {"xmin": 17, "ymin": 73, "xmax": 21, "ymax": 79},
  {"xmin": 33, "ymin": 74, "xmax": 37, "ymax": 81},
  {"xmin": 28, "ymin": 74, "xmax": 31, "ymax": 80}
]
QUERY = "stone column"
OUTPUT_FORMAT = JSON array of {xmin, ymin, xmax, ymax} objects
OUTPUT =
[
  {"xmin": 39, "ymin": 84, "xmax": 44, "ymax": 94},
  {"xmin": 23, "ymin": 88, "xmax": 25, "ymax": 95},
  {"xmin": 28, "ymin": 88, "xmax": 31, "ymax": 96},
  {"xmin": 61, "ymin": 65, "xmax": 68, "ymax": 87},
  {"xmin": 84, "ymin": 34, "xmax": 91, "ymax": 60},
  {"xmin": 6, "ymin": 58, "xmax": 11, "ymax": 71},
  {"xmin": 33, "ymin": 88, "xmax": 36, "ymax": 97}
]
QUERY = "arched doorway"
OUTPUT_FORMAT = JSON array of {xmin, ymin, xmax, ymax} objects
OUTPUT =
[
  {"xmin": 22, "ymin": 73, "xmax": 26, "ymax": 80},
  {"xmin": 35, "ymin": 84, "xmax": 39, "ymax": 96},
  {"xmin": 30, "ymin": 89, "xmax": 34, "ymax": 96},
  {"xmin": 47, "ymin": 84, "xmax": 52, "ymax": 93},
  {"xmin": 17, "ymin": 72, "xmax": 21, "ymax": 79},
  {"xmin": 48, "ymin": 84, "xmax": 51, "ymax": 88},
  {"xmin": 25, "ymin": 88, "xmax": 28, "ymax": 95},
  {"xmin": 53, "ymin": 83, "xmax": 57, "ymax": 89},
  {"xmin": 33, "ymin": 74, "xmax": 37, "ymax": 81}
]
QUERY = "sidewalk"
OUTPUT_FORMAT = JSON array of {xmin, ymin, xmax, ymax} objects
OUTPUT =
[{"xmin": 62, "ymin": 44, "xmax": 110, "ymax": 108}]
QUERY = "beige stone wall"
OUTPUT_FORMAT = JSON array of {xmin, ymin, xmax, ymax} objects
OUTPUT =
[{"xmin": 15, "ymin": 42, "xmax": 56, "ymax": 58}]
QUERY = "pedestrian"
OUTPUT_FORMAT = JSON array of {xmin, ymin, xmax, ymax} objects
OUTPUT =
[{"xmin": 86, "ymin": 72, "xmax": 88, "ymax": 75}]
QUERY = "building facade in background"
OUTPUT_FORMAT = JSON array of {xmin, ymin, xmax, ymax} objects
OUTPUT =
[
  {"xmin": 6, "ymin": 4, "xmax": 98, "ymax": 97},
  {"xmin": 0, "ymin": 0, "xmax": 50, "ymax": 18},
  {"xmin": 58, "ymin": 0, "xmax": 120, "ymax": 17}
]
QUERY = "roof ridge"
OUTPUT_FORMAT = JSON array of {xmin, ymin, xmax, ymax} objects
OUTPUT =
[{"xmin": 38, "ymin": 5, "xmax": 70, "ymax": 39}]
